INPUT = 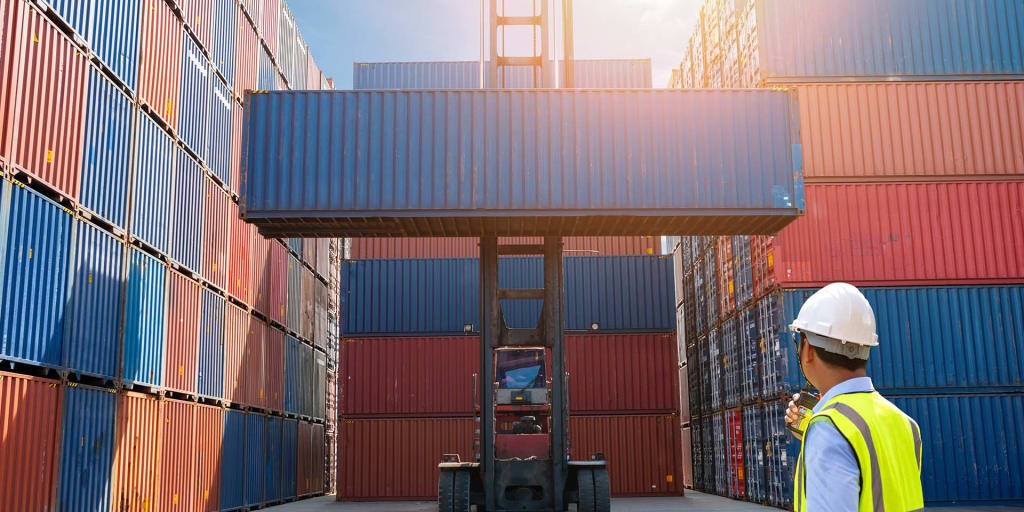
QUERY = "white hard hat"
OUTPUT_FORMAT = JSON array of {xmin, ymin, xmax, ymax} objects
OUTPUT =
[{"xmin": 789, "ymin": 282, "xmax": 877, "ymax": 360}]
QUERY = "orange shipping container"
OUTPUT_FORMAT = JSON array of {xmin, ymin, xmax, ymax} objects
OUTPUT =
[
  {"xmin": 113, "ymin": 392, "xmax": 162, "ymax": 511},
  {"xmin": 202, "ymin": 177, "xmax": 231, "ymax": 290},
  {"xmin": 0, "ymin": 371, "xmax": 62, "ymax": 511},
  {"xmin": 138, "ymin": 0, "xmax": 183, "ymax": 129},
  {"xmin": 195, "ymin": 404, "xmax": 223, "ymax": 511},
  {"xmin": 243, "ymin": 316, "xmax": 265, "ymax": 408},
  {"xmin": 224, "ymin": 301, "xmax": 248, "ymax": 405},
  {"xmin": 798, "ymin": 82, "xmax": 1024, "ymax": 180},
  {"xmin": 165, "ymin": 269, "xmax": 201, "ymax": 394},
  {"xmin": 160, "ymin": 399, "xmax": 195, "ymax": 511},
  {"xmin": 570, "ymin": 414, "xmax": 683, "ymax": 497},
  {"xmin": 228, "ymin": 200, "xmax": 253, "ymax": 305}
]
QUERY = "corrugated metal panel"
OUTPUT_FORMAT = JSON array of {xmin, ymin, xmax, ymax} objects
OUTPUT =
[
  {"xmin": 742, "ymin": 406, "xmax": 766, "ymax": 503},
  {"xmin": 122, "ymin": 248, "xmax": 166, "ymax": 387},
  {"xmin": 275, "ymin": 2, "xmax": 294, "ymax": 86},
  {"xmin": 679, "ymin": 365, "xmax": 689, "ymax": 424},
  {"xmin": 64, "ymin": 219, "xmax": 124, "ymax": 380},
  {"xmin": 90, "ymin": 0, "xmax": 140, "ymax": 92},
  {"xmin": 243, "ymin": 315, "xmax": 264, "ymax": 408},
  {"xmin": 224, "ymin": 301, "xmax": 248, "ymax": 405},
  {"xmin": 131, "ymin": 113, "xmax": 174, "ymax": 254},
  {"xmin": 239, "ymin": 0, "xmax": 258, "ymax": 28},
  {"xmin": 46, "ymin": 0, "xmax": 91, "ymax": 42},
  {"xmin": 198, "ymin": 287, "xmax": 225, "ymax": 398},
  {"xmin": 567, "ymin": 333, "xmax": 679, "ymax": 413},
  {"xmin": 784, "ymin": 285, "xmax": 1024, "ymax": 392},
  {"xmin": 0, "ymin": 371, "xmax": 61, "ymax": 512},
  {"xmin": 220, "ymin": 409, "xmax": 246, "ymax": 510},
  {"xmin": 756, "ymin": 0, "xmax": 1024, "ymax": 82},
  {"xmin": 287, "ymin": 237, "xmax": 302, "ymax": 255},
  {"xmin": 159, "ymin": 399, "xmax": 196, "ymax": 511},
  {"xmin": 264, "ymin": 415, "xmax": 283, "ymax": 502},
  {"xmin": 165, "ymin": 268, "xmax": 200, "ymax": 395},
  {"xmin": 245, "ymin": 412, "xmax": 266, "ymax": 506},
  {"xmin": 257, "ymin": 44, "xmax": 275, "ymax": 90},
  {"xmin": 337, "ymin": 417, "xmax": 474, "ymax": 500},
  {"xmin": 290, "ymin": 34, "xmax": 307, "ymax": 89},
  {"xmin": 314, "ymin": 278, "xmax": 327, "ymax": 349},
  {"xmin": 297, "ymin": 420, "xmax": 312, "ymax": 495},
  {"xmin": 57, "ymin": 384, "xmax": 116, "ymax": 511},
  {"xmin": 313, "ymin": 349, "xmax": 325, "ymax": 419},
  {"xmin": 0, "ymin": 0, "xmax": 26, "ymax": 168},
  {"xmin": 300, "ymin": 265, "xmax": 314, "ymax": 340},
  {"xmin": 301, "ymin": 235, "xmax": 316, "ymax": 267},
  {"xmin": 208, "ymin": 75, "xmax": 233, "ymax": 187},
  {"xmin": 229, "ymin": 96, "xmax": 243, "ymax": 195},
  {"xmin": 349, "ymin": 236, "xmax": 662, "ymax": 259},
  {"xmin": 311, "ymin": 422, "xmax": 325, "ymax": 493},
  {"xmin": 81, "ymin": 64, "xmax": 133, "ymax": 229},
  {"xmin": 7, "ymin": 4, "xmax": 88, "ymax": 201},
  {"xmin": 171, "ymin": 148, "xmax": 204, "ymax": 274},
  {"xmin": 306, "ymin": 50, "xmax": 320, "ymax": 89},
  {"xmin": 0, "ymin": 181, "xmax": 73, "ymax": 369},
  {"xmin": 351, "ymin": 59, "xmax": 653, "ymax": 89},
  {"xmin": 112, "ymin": 392, "xmax": 161, "ymax": 512},
  {"xmin": 283, "ymin": 334, "xmax": 300, "ymax": 415},
  {"xmin": 178, "ymin": 31, "xmax": 210, "ymax": 161},
  {"xmin": 179, "ymin": 0, "xmax": 212, "ymax": 52},
  {"xmin": 195, "ymin": 404, "xmax": 223, "ymax": 511},
  {"xmin": 798, "ymin": 82, "xmax": 1024, "ymax": 180},
  {"xmin": 569, "ymin": 415, "xmax": 683, "ymax": 496},
  {"xmin": 301, "ymin": 342, "xmax": 313, "ymax": 416},
  {"xmin": 241, "ymin": 89, "xmax": 803, "ymax": 237},
  {"xmin": 263, "ymin": 322, "xmax": 284, "ymax": 412},
  {"xmin": 681, "ymin": 425, "xmax": 693, "ymax": 488},
  {"xmin": 266, "ymin": 239, "xmax": 288, "ymax": 325},
  {"xmin": 281, "ymin": 418, "xmax": 297, "ymax": 499},
  {"xmin": 259, "ymin": 0, "xmax": 278, "ymax": 56},
  {"xmin": 776, "ymin": 182, "xmax": 1024, "ymax": 286},
  {"xmin": 138, "ymin": 0, "xmax": 182, "ymax": 129},
  {"xmin": 210, "ymin": 0, "xmax": 236, "ymax": 85},
  {"xmin": 229, "ymin": 200, "xmax": 253, "ymax": 304},
  {"xmin": 202, "ymin": 177, "xmax": 230, "ymax": 289},
  {"xmin": 286, "ymin": 253, "xmax": 301, "ymax": 332},
  {"xmin": 234, "ymin": 18, "xmax": 258, "ymax": 100},
  {"xmin": 892, "ymin": 393, "xmax": 1024, "ymax": 504},
  {"xmin": 315, "ymin": 238, "xmax": 329, "ymax": 277}
]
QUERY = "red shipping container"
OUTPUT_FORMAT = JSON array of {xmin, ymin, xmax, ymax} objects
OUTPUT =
[
  {"xmin": 243, "ymin": 315, "xmax": 265, "ymax": 408},
  {"xmin": 725, "ymin": 408, "xmax": 744, "ymax": 499},
  {"xmin": 570, "ymin": 414, "xmax": 683, "ymax": 497},
  {"xmin": 195, "ymin": 404, "xmax": 223, "ymax": 511},
  {"xmin": 750, "ymin": 235, "xmax": 775, "ymax": 298},
  {"xmin": 567, "ymin": 333, "xmax": 679, "ymax": 414},
  {"xmin": 267, "ymin": 239, "xmax": 289, "ymax": 325},
  {"xmin": 263, "ymin": 322, "xmax": 285, "ymax": 412},
  {"xmin": 349, "ymin": 236, "xmax": 662, "ymax": 259},
  {"xmin": 179, "ymin": 0, "xmax": 213, "ymax": 52},
  {"xmin": 259, "ymin": 0, "xmax": 278, "ymax": 56},
  {"xmin": 138, "ymin": 0, "xmax": 183, "ymax": 130},
  {"xmin": 5, "ymin": 3, "xmax": 87, "ymax": 201},
  {"xmin": 223, "ymin": 301, "xmax": 247, "ymax": 405},
  {"xmin": 0, "ymin": 0, "xmax": 26, "ymax": 168},
  {"xmin": 301, "ymin": 266, "xmax": 315, "ymax": 341},
  {"xmin": 312, "ymin": 422, "xmax": 326, "ymax": 493},
  {"xmin": 775, "ymin": 182, "xmax": 1024, "ymax": 287},
  {"xmin": 0, "ymin": 371, "xmax": 62, "ymax": 511},
  {"xmin": 165, "ymin": 269, "xmax": 201, "ymax": 394},
  {"xmin": 716, "ymin": 236, "xmax": 734, "ymax": 318},
  {"xmin": 234, "ymin": 9, "xmax": 258, "ymax": 100},
  {"xmin": 798, "ymin": 82, "xmax": 1024, "ymax": 180},
  {"xmin": 202, "ymin": 177, "xmax": 230, "ymax": 290},
  {"xmin": 160, "ymin": 399, "xmax": 196, "ymax": 511},
  {"xmin": 229, "ymin": 98, "xmax": 242, "ymax": 195},
  {"xmin": 298, "ymin": 420, "xmax": 313, "ymax": 495},
  {"xmin": 228, "ymin": 200, "xmax": 252, "ymax": 305},
  {"xmin": 113, "ymin": 392, "xmax": 162, "ymax": 511},
  {"xmin": 337, "ymin": 417, "xmax": 475, "ymax": 500}
]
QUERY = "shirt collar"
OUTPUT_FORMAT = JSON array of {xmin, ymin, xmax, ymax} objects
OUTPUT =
[{"xmin": 812, "ymin": 376, "xmax": 875, "ymax": 414}]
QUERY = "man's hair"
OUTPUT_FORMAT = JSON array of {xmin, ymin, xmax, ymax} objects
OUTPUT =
[{"xmin": 811, "ymin": 344, "xmax": 868, "ymax": 371}]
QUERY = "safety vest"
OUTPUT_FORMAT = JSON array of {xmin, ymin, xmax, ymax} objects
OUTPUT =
[{"xmin": 793, "ymin": 391, "xmax": 924, "ymax": 512}]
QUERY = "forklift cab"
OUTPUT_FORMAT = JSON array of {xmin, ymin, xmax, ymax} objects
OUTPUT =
[{"xmin": 495, "ymin": 348, "xmax": 551, "ymax": 461}]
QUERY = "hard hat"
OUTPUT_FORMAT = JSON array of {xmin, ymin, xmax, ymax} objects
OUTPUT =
[{"xmin": 789, "ymin": 282, "xmax": 877, "ymax": 360}]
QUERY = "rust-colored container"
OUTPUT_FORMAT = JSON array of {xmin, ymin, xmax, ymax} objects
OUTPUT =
[
  {"xmin": 0, "ymin": 0, "xmax": 26, "ymax": 168},
  {"xmin": 267, "ymin": 239, "xmax": 289, "ymax": 325},
  {"xmin": 750, "ymin": 235, "xmax": 776, "ymax": 297},
  {"xmin": 0, "ymin": 371, "xmax": 62, "ymax": 511},
  {"xmin": 165, "ymin": 268, "xmax": 201, "ymax": 394},
  {"xmin": 5, "ymin": 3, "xmax": 87, "ymax": 201},
  {"xmin": 251, "ymin": 232, "xmax": 269, "ymax": 315},
  {"xmin": 234, "ymin": 8, "xmax": 258, "ymax": 100},
  {"xmin": 776, "ymin": 182, "xmax": 1024, "ymax": 286},
  {"xmin": 298, "ymin": 421, "xmax": 313, "ymax": 496},
  {"xmin": 160, "ymin": 399, "xmax": 195, "ymax": 511},
  {"xmin": 179, "ymin": 0, "xmax": 212, "ymax": 51},
  {"xmin": 337, "ymin": 417, "xmax": 475, "ymax": 500},
  {"xmin": 311, "ymin": 422, "xmax": 325, "ymax": 493},
  {"xmin": 224, "ymin": 301, "xmax": 248, "ymax": 405},
  {"xmin": 349, "ymin": 236, "xmax": 662, "ymax": 259},
  {"xmin": 570, "ymin": 414, "xmax": 683, "ymax": 497},
  {"xmin": 138, "ymin": 0, "xmax": 183, "ymax": 130},
  {"xmin": 228, "ymin": 200, "xmax": 253, "ymax": 305},
  {"xmin": 113, "ymin": 392, "xmax": 162, "ymax": 512},
  {"xmin": 243, "ymin": 315, "xmax": 265, "ymax": 408},
  {"xmin": 202, "ymin": 177, "xmax": 231, "ymax": 290},
  {"xmin": 716, "ymin": 236, "xmax": 735, "ymax": 318},
  {"xmin": 798, "ymin": 82, "xmax": 1024, "ymax": 181},
  {"xmin": 195, "ymin": 404, "xmax": 223, "ymax": 511},
  {"xmin": 567, "ymin": 333, "xmax": 680, "ymax": 414},
  {"xmin": 263, "ymin": 322, "xmax": 285, "ymax": 412},
  {"xmin": 301, "ymin": 265, "xmax": 315, "ymax": 341}
]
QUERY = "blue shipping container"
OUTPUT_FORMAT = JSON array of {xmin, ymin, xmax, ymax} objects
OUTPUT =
[
  {"xmin": 0, "ymin": 181, "xmax": 74, "ymax": 369},
  {"xmin": 284, "ymin": 335, "xmax": 301, "ymax": 415},
  {"xmin": 708, "ymin": 327, "xmax": 722, "ymax": 410},
  {"xmin": 198, "ymin": 288, "xmax": 225, "ymax": 398},
  {"xmin": 131, "ymin": 113, "xmax": 174, "ymax": 255},
  {"xmin": 211, "ymin": 0, "xmax": 237, "ymax": 86},
  {"xmin": 783, "ymin": 286, "xmax": 1024, "ymax": 392},
  {"xmin": 759, "ymin": 292, "xmax": 801, "ymax": 398},
  {"xmin": 756, "ymin": 0, "xmax": 1024, "ymax": 82},
  {"xmin": 170, "ymin": 148, "xmax": 204, "ymax": 274},
  {"xmin": 46, "ymin": 0, "xmax": 91, "ymax": 41},
  {"xmin": 738, "ymin": 306, "xmax": 759, "ymax": 403},
  {"xmin": 221, "ymin": 409, "xmax": 246, "ymax": 511},
  {"xmin": 208, "ymin": 75, "xmax": 233, "ymax": 187},
  {"xmin": 352, "ymin": 59, "xmax": 653, "ymax": 89},
  {"xmin": 65, "ymin": 220, "xmax": 125, "ymax": 380},
  {"xmin": 90, "ymin": 0, "xmax": 140, "ymax": 92},
  {"xmin": 731, "ymin": 236, "xmax": 753, "ymax": 308},
  {"xmin": 122, "ymin": 248, "xmax": 166, "ymax": 387},
  {"xmin": 264, "ymin": 416, "xmax": 283, "ymax": 502},
  {"xmin": 57, "ymin": 385, "xmax": 116, "ymax": 512},
  {"xmin": 742, "ymin": 405, "xmax": 766, "ymax": 503},
  {"xmin": 245, "ymin": 412, "xmax": 266, "ymax": 506},
  {"xmin": 81, "ymin": 65, "xmax": 134, "ymax": 230},
  {"xmin": 282, "ymin": 418, "xmax": 298, "ymax": 499},
  {"xmin": 241, "ymin": 89, "xmax": 803, "ymax": 237},
  {"xmin": 179, "ymin": 31, "xmax": 211, "ymax": 162},
  {"xmin": 762, "ymin": 399, "xmax": 796, "ymax": 509},
  {"xmin": 258, "ymin": 45, "xmax": 276, "ymax": 91}
]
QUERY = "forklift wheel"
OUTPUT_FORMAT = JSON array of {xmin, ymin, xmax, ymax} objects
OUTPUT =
[
  {"xmin": 439, "ymin": 471, "xmax": 455, "ymax": 512},
  {"xmin": 593, "ymin": 468, "xmax": 611, "ymax": 512},
  {"xmin": 577, "ymin": 469, "xmax": 595, "ymax": 512},
  {"xmin": 454, "ymin": 470, "xmax": 471, "ymax": 511}
]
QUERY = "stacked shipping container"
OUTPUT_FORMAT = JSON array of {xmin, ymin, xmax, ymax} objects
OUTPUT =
[
  {"xmin": 0, "ymin": 0, "xmax": 336, "ymax": 506},
  {"xmin": 672, "ymin": 0, "xmax": 1024, "ymax": 507}
]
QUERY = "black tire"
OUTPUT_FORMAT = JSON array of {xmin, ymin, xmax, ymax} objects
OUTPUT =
[
  {"xmin": 577, "ymin": 469, "xmax": 596, "ymax": 512},
  {"xmin": 453, "ymin": 470, "xmax": 471, "ymax": 512},
  {"xmin": 438, "ymin": 471, "xmax": 455, "ymax": 512},
  {"xmin": 593, "ymin": 469, "xmax": 611, "ymax": 512}
]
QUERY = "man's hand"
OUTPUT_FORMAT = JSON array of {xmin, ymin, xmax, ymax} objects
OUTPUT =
[{"xmin": 785, "ymin": 393, "xmax": 805, "ymax": 440}]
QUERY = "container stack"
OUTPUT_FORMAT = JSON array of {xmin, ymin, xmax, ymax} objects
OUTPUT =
[
  {"xmin": 0, "ymin": 0, "xmax": 337, "ymax": 508},
  {"xmin": 671, "ymin": 0, "xmax": 1024, "ymax": 507}
]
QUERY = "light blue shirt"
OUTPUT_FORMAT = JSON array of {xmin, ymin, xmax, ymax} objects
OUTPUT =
[{"xmin": 804, "ymin": 376, "xmax": 875, "ymax": 512}]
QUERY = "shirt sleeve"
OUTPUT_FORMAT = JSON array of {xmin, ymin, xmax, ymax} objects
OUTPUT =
[{"xmin": 803, "ymin": 418, "xmax": 861, "ymax": 512}]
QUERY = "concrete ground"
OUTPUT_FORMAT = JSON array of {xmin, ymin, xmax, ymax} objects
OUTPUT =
[{"xmin": 263, "ymin": 492, "xmax": 1024, "ymax": 511}]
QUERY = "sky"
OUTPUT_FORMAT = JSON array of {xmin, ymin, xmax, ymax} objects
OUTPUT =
[{"xmin": 289, "ymin": 0, "xmax": 703, "ymax": 89}]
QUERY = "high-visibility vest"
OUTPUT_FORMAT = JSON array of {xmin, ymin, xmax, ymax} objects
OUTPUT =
[{"xmin": 794, "ymin": 391, "xmax": 924, "ymax": 512}]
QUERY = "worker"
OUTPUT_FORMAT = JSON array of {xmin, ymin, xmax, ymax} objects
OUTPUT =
[{"xmin": 784, "ymin": 283, "xmax": 924, "ymax": 512}]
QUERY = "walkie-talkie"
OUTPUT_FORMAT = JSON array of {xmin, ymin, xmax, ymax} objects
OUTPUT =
[{"xmin": 786, "ymin": 389, "xmax": 821, "ymax": 436}]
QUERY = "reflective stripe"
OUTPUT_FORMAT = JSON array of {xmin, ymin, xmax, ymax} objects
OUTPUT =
[
  {"xmin": 907, "ymin": 416, "xmax": 922, "ymax": 470},
  {"xmin": 832, "ymin": 402, "xmax": 885, "ymax": 512}
]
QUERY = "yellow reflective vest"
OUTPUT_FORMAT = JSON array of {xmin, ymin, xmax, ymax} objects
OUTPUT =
[{"xmin": 794, "ymin": 391, "xmax": 924, "ymax": 512}]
